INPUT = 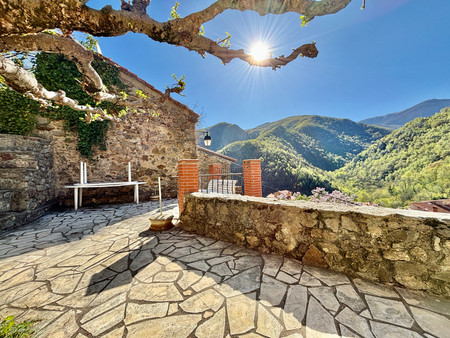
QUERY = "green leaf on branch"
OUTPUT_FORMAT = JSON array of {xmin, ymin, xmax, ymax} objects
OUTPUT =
[
  {"xmin": 169, "ymin": 2, "xmax": 181, "ymax": 20},
  {"xmin": 299, "ymin": 15, "xmax": 310, "ymax": 27},
  {"xmin": 165, "ymin": 73, "xmax": 186, "ymax": 96},
  {"xmin": 80, "ymin": 33, "xmax": 99, "ymax": 52},
  {"xmin": 217, "ymin": 32, "xmax": 231, "ymax": 48}
]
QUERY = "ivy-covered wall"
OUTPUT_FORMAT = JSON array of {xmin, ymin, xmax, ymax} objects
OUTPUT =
[
  {"xmin": 0, "ymin": 53, "xmax": 123, "ymax": 159},
  {"xmin": 1, "ymin": 52, "xmax": 199, "ymax": 207},
  {"xmin": 33, "ymin": 55, "xmax": 199, "ymax": 206}
]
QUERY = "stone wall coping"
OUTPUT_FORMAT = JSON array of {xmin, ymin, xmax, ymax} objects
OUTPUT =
[
  {"xmin": 197, "ymin": 145, "xmax": 237, "ymax": 162},
  {"xmin": 179, "ymin": 159, "xmax": 200, "ymax": 162},
  {"xmin": 0, "ymin": 133, "xmax": 51, "ymax": 143},
  {"xmin": 190, "ymin": 192, "xmax": 450, "ymax": 223},
  {"xmin": 242, "ymin": 159, "xmax": 262, "ymax": 162}
]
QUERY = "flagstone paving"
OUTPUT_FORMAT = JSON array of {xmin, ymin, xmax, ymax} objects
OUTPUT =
[{"xmin": 0, "ymin": 200, "xmax": 449, "ymax": 337}]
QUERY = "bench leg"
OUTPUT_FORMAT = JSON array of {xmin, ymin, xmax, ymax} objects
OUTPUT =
[
  {"xmin": 79, "ymin": 188, "xmax": 83, "ymax": 207},
  {"xmin": 134, "ymin": 184, "xmax": 139, "ymax": 204},
  {"xmin": 74, "ymin": 188, "xmax": 78, "ymax": 210}
]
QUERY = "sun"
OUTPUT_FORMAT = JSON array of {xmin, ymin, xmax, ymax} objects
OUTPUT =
[{"xmin": 249, "ymin": 42, "xmax": 271, "ymax": 61}]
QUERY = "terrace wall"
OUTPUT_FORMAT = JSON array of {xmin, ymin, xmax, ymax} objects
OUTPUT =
[
  {"xmin": 0, "ymin": 134, "xmax": 56, "ymax": 230},
  {"xmin": 180, "ymin": 193, "xmax": 450, "ymax": 298}
]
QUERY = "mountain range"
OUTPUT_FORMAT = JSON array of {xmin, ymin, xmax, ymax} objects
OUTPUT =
[
  {"xmin": 360, "ymin": 99, "xmax": 450, "ymax": 129},
  {"xmin": 222, "ymin": 115, "xmax": 390, "ymax": 171},
  {"xmin": 201, "ymin": 116, "xmax": 390, "ymax": 195},
  {"xmin": 197, "ymin": 99, "xmax": 449, "ymax": 203},
  {"xmin": 200, "ymin": 99, "xmax": 450, "ymax": 151}
]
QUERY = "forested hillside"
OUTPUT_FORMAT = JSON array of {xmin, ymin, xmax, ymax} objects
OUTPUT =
[
  {"xmin": 245, "ymin": 115, "xmax": 390, "ymax": 170},
  {"xmin": 220, "ymin": 115, "xmax": 390, "ymax": 195},
  {"xmin": 221, "ymin": 137, "xmax": 334, "ymax": 195},
  {"xmin": 334, "ymin": 108, "xmax": 450, "ymax": 207}
]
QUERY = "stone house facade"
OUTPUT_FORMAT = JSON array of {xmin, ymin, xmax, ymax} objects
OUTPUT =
[
  {"xmin": 197, "ymin": 145, "xmax": 237, "ymax": 174},
  {"xmin": 0, "ymin": 134, "xmax": 55, "ymax": 230},
  {"xmin": 23, "ymin": 55, "xmax": 198, "ymax": 208},
  {"xmin": 197, "ymin": 145, "xmax": 240, "ymax": 193}
]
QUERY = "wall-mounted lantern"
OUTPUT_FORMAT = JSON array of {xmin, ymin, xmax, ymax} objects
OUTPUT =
[{"xmin": 203, "ymin": 131, "xmax": 212, "ymax": 147}]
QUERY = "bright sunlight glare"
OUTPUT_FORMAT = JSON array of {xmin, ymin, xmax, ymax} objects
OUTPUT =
[{"xmin": 249, "ymin": 42, "xmax": 271, "ymax": 61}]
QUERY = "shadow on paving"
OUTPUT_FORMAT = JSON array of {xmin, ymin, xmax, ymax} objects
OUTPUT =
[
  {"xmin": 86, "ymin": 231, "xmax": 159, "ymax": 296},
  {"xmin": 84, "ymin": 229, "xmax": 352, "ymax": 337},
  {"xmin": 1, "ymin": 205, "xmax": 448, "ymax": 337},
  {"xmin": 0, "ymin": 201, "xmax": 175, "ymax": 259}
]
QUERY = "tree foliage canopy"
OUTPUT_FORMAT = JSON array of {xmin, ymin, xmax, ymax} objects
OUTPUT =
[{"xmin": 0, "ymin": 0, "xmax": 353, "ymax": 119}]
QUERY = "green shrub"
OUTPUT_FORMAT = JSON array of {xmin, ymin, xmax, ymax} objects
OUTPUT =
[{"xmin": 0, "ymin": 316, "xmax": 35, "ymax": 338}]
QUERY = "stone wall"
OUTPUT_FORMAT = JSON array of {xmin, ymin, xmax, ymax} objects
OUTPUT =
[
  {"xmin": 0, "ymin": 134, "xmax": 55, "ymax": 230},
  {"xmin": 34, "ymin": 61, "xmax": 198, "ymax": 206},
  {"xmin": 197, "ymin": 146, "xmax": 240, "ymax": 193},
  {"xmin": 197, "ymin": 147, "xmax": 232, "ymax": 174},
  {"xmin": 180, "ymin": 193, "xmax": 450, "ymax": 298}
]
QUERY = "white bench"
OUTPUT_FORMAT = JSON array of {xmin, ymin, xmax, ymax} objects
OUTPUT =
[
  {"xmin": 65, "ymin": 162, "xmax": 146, "ymax": 210},
  {"xmin": 65, "ymin": 181, "xmax": 146, "ymax": 210},
  {"xmin": 205, "ymin": 179, "xmax": 237, "ymax": 194}
]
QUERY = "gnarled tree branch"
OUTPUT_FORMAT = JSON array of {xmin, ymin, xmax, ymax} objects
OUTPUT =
[
  {"xmin": 120, "ymin": 0, "xmax": 151, "ymax": 15},
  {"xmin": 0, "ymin": 53, "xmax": 117, "ymax": 122},
  {"xmin": 0, "ymin": 33, "xmax": 104, "ymax": 93},
  {"xmin": 0, "ymin": 0, "xmax": 354, "ymax": 111},
  {"xmin": 0, "ymin": 34, "xmax": 161, "ymax": 121},
  {"xmin": 0, "ymin": 0, "xmax": 352, "ymax": 68}
]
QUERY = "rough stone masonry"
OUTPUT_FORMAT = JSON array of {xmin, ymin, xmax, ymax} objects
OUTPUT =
[
  {"xmin": 0, "ymin": 134, "xmax": 55, "ymax": 230},
  {"xmin": 180, "ymin": 193, "xmax": 450, "ymax": 298},
  {"xmin": 31, "ymin": 55, "xmax": 199, "ymax": 206}
]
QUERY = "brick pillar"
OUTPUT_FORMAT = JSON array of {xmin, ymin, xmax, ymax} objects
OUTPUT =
[
  {"xmin": 209, "ymin": 163, "xmax": 223, "ymax": 180},
  {"xmin": 178, "ymin": 159, "xmax": 199, "ymax": 213},
  {"xmin": 243, "ymin": 159, "xmax": 262, "ymax": 197}
]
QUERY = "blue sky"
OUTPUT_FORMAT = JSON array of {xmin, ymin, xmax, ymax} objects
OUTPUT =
[{"xmin": 86, "ymin": 0, "xmax": 450, "ymax": 129}]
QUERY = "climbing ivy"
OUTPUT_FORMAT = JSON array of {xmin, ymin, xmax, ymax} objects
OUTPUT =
[
  {"xmin": 0, "ymin": 85, "xmax": 41, "ymax": 135},
  {"xmin": 0, "ymin": 52, "xmax": 128, "ymax": 159},
  {"xmin": 34, "ymin": 53, "xmax": 93, "ymax": 105},
  {"xmin": 91, "ymin": 57, "xmax": 127, "ymax": 92}
]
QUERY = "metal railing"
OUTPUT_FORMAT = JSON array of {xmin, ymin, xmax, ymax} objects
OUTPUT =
[{"xmin": 198, "ymin": 172, "xmax": 243, "ymax": 195}]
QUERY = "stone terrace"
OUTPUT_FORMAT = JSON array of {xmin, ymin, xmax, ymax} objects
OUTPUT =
[{"xmin": 0, "ymin": 200, "xmax": 449, "ymax": 337}]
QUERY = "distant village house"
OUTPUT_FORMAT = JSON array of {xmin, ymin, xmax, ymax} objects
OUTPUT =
[{"xmin": 410, "ymin": 199, "xmax": 450, "ymax": 213}]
